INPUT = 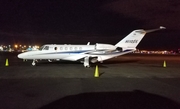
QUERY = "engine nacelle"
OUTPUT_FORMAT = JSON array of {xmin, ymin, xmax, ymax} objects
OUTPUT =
[
  {"xmin": 95, "ymin": 43, "xmax": 117, "ymax": 50},
  {"xmin": 116, "ymin": 47, "xmax": 123, "ymax": 52}
]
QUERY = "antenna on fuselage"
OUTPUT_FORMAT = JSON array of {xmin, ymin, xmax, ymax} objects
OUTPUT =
[{"xmin": 87, "ymin": 42, "xmax": 90, "ymax": 45}]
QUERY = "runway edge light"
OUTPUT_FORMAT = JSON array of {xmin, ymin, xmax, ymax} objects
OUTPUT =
[
  {"xmin": 94, "ymin": 65, "xmax": 99, "ymax": 77},
  {"xmin": 163, "ymin": 61, "xmax": 166, "ymax": 67},
  {"xmin": 5, "ymin": 58, "xmax": 9, "ymax": 66}
]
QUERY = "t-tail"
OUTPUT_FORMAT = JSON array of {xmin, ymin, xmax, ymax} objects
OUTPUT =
[{"xmin": 115, "ymin": 26, "xmax": 166, "ymax": 50}]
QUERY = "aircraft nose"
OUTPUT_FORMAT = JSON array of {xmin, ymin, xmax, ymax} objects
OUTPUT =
[{"xmin": 17, "ymin": 53, "xmax": 25, "ymax": 59}]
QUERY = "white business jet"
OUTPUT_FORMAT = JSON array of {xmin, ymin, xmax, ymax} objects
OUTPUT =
[{"xmin": 18, "ymin": 26, "xmax": 165, "ymax": 67}]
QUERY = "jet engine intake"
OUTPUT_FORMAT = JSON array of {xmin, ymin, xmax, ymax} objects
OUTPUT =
[{"xmin": 116, "ymin": 47, "xmax": 123, "ymax": 52}]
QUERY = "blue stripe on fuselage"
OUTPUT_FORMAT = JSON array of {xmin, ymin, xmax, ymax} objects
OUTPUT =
[
  {"xmin": 35, "ymin": 49, "xmax": 134, "ymax": 56},
  {"xmin": 36, "ymin": 50, "xmax": 90, "ymax": 55}
]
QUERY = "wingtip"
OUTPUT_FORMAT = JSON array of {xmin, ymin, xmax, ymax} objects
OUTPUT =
[
  {"xmin": 145, "ymin": 26, "xmax": 166, "ymax": 33},
  {"xmin": 160, "ymin": 26, "xmax": 166, "ymax": 29}
]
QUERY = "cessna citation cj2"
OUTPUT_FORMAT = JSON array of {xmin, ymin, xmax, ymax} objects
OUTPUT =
[{"xmin": 18, "ymin": 26, "xmax": 165, "ymax": 67}]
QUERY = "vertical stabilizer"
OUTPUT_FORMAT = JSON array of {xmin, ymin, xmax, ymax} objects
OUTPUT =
[
  {"xmin": 115, "ymin": 29, "xmax": 146, "ymax": 48},
  {"xmin": 115, "ymin": 26, "xmax": 166, "ymax": 48}
]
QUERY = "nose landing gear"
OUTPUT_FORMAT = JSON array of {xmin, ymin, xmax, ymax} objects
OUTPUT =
[{"xmin": 32, "ymin": 60, "xmax": 38, "ymax": 66}]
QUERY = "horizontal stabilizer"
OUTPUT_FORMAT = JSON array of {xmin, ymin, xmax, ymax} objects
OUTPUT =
[{"xmin": 145, "ymin": 26, "xmax": 166, "ymax": 33}]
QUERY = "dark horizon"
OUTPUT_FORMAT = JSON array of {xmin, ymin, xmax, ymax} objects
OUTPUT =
[{"xmin": 0, "ymin": 0, "xmax": 180, "ymax": 50}]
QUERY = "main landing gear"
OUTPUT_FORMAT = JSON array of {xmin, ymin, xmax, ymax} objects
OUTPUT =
[{"xmin": 84, "ymin": 56, "xmax": 90, "ymax": 68}]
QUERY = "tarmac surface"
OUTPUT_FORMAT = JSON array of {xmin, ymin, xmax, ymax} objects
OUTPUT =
[{"xmin": 0, "ymin": 52, "xmax": 180, "ymax": 109}]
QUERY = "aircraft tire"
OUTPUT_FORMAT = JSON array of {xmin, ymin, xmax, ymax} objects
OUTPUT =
[{"xmin": 32, "ymin": 62, "xmax": 36, "ymax": 66}]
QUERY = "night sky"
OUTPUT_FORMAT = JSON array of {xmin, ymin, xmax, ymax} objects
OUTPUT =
[{"xmin": 0, "ymin": 0, "xmax": 180, "ymax": 50}]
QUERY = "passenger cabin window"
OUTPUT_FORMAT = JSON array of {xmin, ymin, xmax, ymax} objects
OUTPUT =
[
  {"xmin": 70, "ymin": 47, "xmax": 72, "ymax": 50},
  {"xmin": 74, "ymin": 47, "xmax": 77, "ymax": 50},
  {"xmin": 54, "ymin": 47, "xmax": 57, "ymax": 50},
  {"xmin": 43, "ymin": 46, "xmax": 49, "ymax": 50},
  {"xmin": 65, "ymin": 47, "xmax": 67, "ymax": 50}
]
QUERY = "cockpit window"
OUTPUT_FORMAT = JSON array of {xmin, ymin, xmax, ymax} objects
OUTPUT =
[
  {"xmin": 43, "ymin": 46, "xmax": 49, "ymax": 50},
  {"xmin": 39, "ymin": 46, "xmax": 44, "ymax": 50}
]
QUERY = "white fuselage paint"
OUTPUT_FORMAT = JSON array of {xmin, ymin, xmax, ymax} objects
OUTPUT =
[
  {"xmin": 18, "ymin": 44, "xmax": 135, "ymax": 61},
  {"xmin": 18, "ymin": 45, "xmax": 95, "ymax": 60}
]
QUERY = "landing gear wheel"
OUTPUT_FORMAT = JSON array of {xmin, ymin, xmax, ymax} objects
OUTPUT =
[
  {"xmin": 84, "ymin": 65, "xmax": 90, "ymax": 68},
  {"xmin": 48, "ymin": 59, "xmax": 52, "ymax": 62},
  {"xmin": 32, "ymin": 62, "xmax": 36, "ymax": 66},
  {"xmin": 32, "ymin": 60, "xmax": 36, "ymax": 66}
]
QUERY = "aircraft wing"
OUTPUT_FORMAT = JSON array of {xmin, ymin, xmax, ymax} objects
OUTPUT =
[
  {"xmin": 62, "ymin": 54, "xmax": 89, "ymax": 61},
  {"xmin": 83, "ymin": 49, "xmax": 115, "ymax": 55},
  {"xmin": 61, "ymin": 49, "xmax": 115, "ymax": 61}
]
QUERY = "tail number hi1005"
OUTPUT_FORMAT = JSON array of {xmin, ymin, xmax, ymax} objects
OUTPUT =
[{"xmin": 125, "ymin": 40, "xmax": 138, "ymax": 43}]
